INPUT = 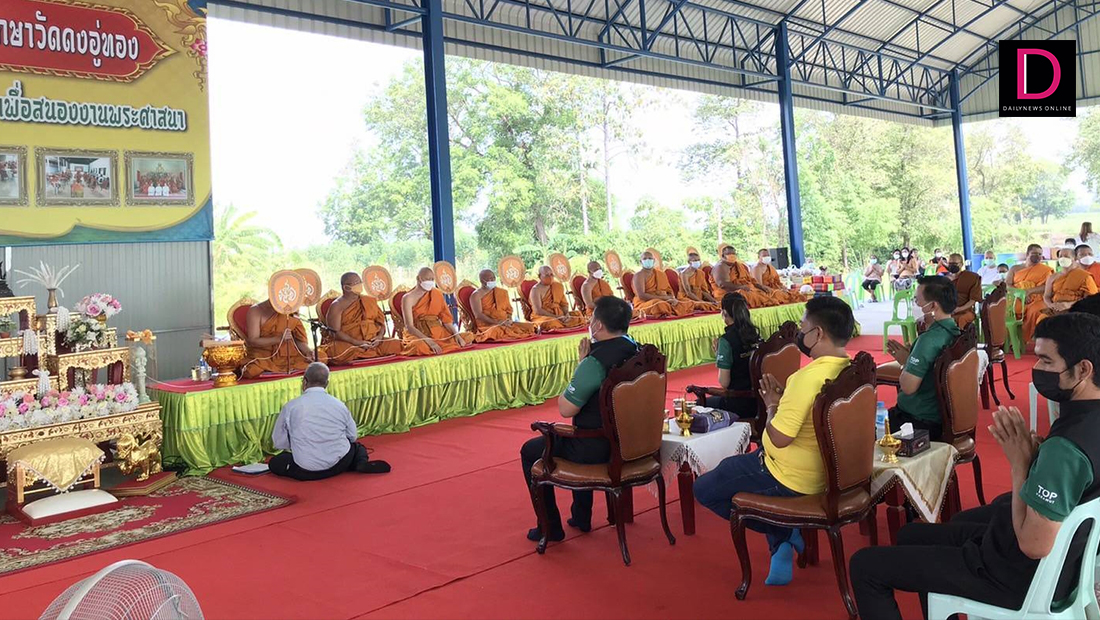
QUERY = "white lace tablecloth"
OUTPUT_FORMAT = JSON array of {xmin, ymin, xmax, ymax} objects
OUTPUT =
[
  {"xmin": 659, "ymin": 422, "xmax": 753, "ymax": 483},
  {"xmin": 870, "ymin": 441, "xmax": 959, "ymax": 523}
]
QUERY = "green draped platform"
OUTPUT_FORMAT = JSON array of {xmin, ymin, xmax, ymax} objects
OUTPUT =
[{"xmin": 154, "ymin": 304, "xmax": 806, "ymax": 474}]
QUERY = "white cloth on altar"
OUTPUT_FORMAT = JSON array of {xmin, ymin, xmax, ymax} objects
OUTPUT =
[
  {"xmin": 659, "ymin": 422, "xmax": 752, "ymax": 483},
  {"xmin": 871, "ymin": 441, "xmax": 959, "ymax": 523}
]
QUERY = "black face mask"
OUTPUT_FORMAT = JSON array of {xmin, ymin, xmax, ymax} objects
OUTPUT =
[
  {"xmin": 796, "ymin": 328, "xmax": 817, "ymax": 357},
  {"xmin": 947, "ymin": 264, "xmax": 961, "ymax": 274},
  {"xmin": 1032, "ymin": 367, "xmax": 1082, "ymax": 403}
]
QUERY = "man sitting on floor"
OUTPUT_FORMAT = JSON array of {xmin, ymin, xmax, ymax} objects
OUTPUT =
[
  {"xmin": 401, "ymin": 268, "xmax": 472, "ymax": 356},
  {"xmin": 632, "ymin": 250, "xmax": 693, "ymax": 318},
  {"xmin": 530, "ymin": 266, "xmax": 585, "ymax": 331},
  {"xmin": 677, "ymin": 251, "xmax": 720, "ymax": 312},
  {"xmin": 520, "ymin": 296, "xmax": 639, "ymax": 542},
  {"xmin": 882, "ymin": 276, "xmax": 961, "ymax": 441},
  {"xmin": 270, "ymin": 362, "xmax": 390, "ymax": 480},
  {"xmin": 694, "ymin": 296, "xmax": 854, "ymax": 586},
  {"xmin": 752, "ymin": 248, "xmax": 804, "ymax": 305},
  {"xmin": 851, "ymin": 313, "xmax": 1100, "ymax": 619},
  {"xmin": 242, "ymin": 299, "xmax": 315, "ymax": 379},
  {"xmin": 323, "ymin": 272, "xmax": 403, "ymax": 364},
  {"xmin": 469, "ymin": 269, "xmax": 538, "ymax": 343}
]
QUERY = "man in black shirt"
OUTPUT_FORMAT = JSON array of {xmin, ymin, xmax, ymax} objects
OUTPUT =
[
  {"xmin": 851, "ymin": 312, "xmax": 1100, "ymax": 618},
  {"xmin": 519, "ymin": 296, "xmax": 638, "ymax": 542}
]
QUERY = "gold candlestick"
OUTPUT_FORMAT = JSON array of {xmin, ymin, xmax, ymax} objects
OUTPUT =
[{"xmin": 878, "ymin": 416, "xmax": 901, "ymax": 464}]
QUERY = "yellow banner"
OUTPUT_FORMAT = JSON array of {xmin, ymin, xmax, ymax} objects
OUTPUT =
[{"xmin": 0, "ymin": 0, "xmax": 212, "ymax": 244}]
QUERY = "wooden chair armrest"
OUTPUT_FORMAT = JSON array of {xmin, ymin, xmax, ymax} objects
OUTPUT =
[
  {"xmin": 687, "ymin": 386, "xmax": 754, "ymax": 401},
  {"xmin": 530, "ymin": 421, "xmax": 603, "ymax": 439}
]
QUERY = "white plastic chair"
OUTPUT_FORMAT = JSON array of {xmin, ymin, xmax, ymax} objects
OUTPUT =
[
  {"xmin": 927, "ymin": 497, "xmax": 1100, "ymax": 620},
  {"xmin": 1029, "ymin": 382, "xmax": 1061, "ymax": 432}
]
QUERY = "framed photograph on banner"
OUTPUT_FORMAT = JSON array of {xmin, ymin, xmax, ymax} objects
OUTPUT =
[
  {"xmin": 125, "ymin": 151, "xmax": 195, "ymax": 206},
  {"xmin": 36, "ymin": 148, "xmax": 119, "ymax": 207},
  {"xmin": 0, "ymin": 146, "xmax": 28, "ymax": 207}
]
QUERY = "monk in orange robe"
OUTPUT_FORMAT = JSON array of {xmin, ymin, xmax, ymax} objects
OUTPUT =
[
  {"xmin": 469, "ymin": 269, "xmax": 538, "ymax": 342},
  {"xmin": 751, "ymin": 248, "xmax": 804, "ymax": 305},
  {"xmin": 1080, "ymin": 243, "xmax": 1100, "ymax": 287},
  {"xmin": 1008, "ymin": 243, "xmax": 1056, "ymax": 321},
  {"xmin": 632, "ymin": 251, "xmax": 693, "ymax": 318},
  {"xmin": 322, "ymin": 272, "xmax": 403, "ymax": 364},
  {"xmin": 529, "ymin": 266, "xmax": 585, "ymax": 331},
  {"xmin": 945, "ymin": 254, "xmax": 983, "ymax": 329},
  {"xmin": 401, "ymin": 268, "xmax": 474, "ymax": 355},
  {"xmin": 677, "ymin": 251, "xmax": 720, "ymax": 313},
  {"xmin": 712, "ymin": 246, "xmax": 777, "ymax": 308},
  {"xmin": 1024, "ymin": 246, "xmax": 1100, "ymax": 342},
  {"xmin": 242, "ymin": 300, "xmax": 316, "ymax": 379},
  {"xmin": 580, "ymin": 261, "xmax": 643, "ymax": 320}
]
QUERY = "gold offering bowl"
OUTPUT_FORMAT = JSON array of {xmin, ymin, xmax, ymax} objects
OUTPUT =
[
  {"xmin": 675, "ymin": 408, "xmax": 693, "ymax": 437},
  {"xmin": 202, "ymin": 341, "xmax": 246, "ymax": 388}
]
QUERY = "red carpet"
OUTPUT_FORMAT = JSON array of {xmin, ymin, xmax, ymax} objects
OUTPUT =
[{"xmin": 0, "ymin": 335, "xmax": 1034, "ymax": 620}]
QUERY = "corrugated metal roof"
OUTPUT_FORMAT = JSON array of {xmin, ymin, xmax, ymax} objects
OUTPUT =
[{"xmin": 210, "ymin": 0, "xmax": 1100, "ymax": 125}]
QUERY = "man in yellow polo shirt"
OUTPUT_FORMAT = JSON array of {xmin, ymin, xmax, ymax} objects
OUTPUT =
[{"xmin": 694, "ymin": 296, "xmax": 854, "ymax": 586}]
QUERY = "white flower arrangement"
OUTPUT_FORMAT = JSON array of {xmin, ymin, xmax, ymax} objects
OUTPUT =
[
  {"xmin": 64, "ymin": 317, "xmax": 109, "ymax": 350},
  {"xmin": 75, "ymin": 293, "xmax": 122, "ymax": 319},
  {"xmin": 0, "ymin": 383, "xmax": 139, "ymax": 433}
]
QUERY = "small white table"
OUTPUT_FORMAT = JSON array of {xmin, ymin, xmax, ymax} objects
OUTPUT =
[
  {"xmin": 870, "ymin": 441, "xmax": 959, "ymax": 543},
  {"xmin": 659, "ymin": 421, "xmax": 752, "ymax": 535}
]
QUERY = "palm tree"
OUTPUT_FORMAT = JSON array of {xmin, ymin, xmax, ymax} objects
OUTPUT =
[{"xmin": 212, "ymin": 203, "xmax": 283, "ymax": 265}]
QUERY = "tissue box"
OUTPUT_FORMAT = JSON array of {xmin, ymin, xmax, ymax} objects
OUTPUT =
[{"xmin": 898, "ymin": 429, "xmax": 930, "ymax": 457}]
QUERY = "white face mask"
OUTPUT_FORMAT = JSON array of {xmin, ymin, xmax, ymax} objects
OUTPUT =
[
  {"xmin": 1059, "ymin": 257, "xmax": 1073, "ymax": 268},
  {"xmin": 934, "ymin": 252, "xmax": 942, "ymax": 259},
  {"xmin": 1081, "ymin": 256, "xmax": 1096, "ymax": 266},
  {"xmin": 486, "ymin": 281, "xmax": 497, "ymax": 290},
  {"xmin": 761, "ymin": 256, "xmax": 772, "ymax": 265},
  {"xmin": 912, "ymin": 299, "xmax": 930, "ymax": 321},
  {"xmin": 689, "ymin": 261, "xmax": 701, "ymax": 269},
  {"xmin": 420, "ymin": 280, "xmax": 436, "ymax": 292},
  {"xmin": 588, "ymin": 321, "xmax": 599, "ymax": 342},
  {"xmin": 901, "ymin": 252, "xmax": 910, "ymax": 259},
  {"xmin": 641, "ymin": 259, "xmax": 655, "ymax": 270},
  {"xmin": 592, "ymin": 269, "xmax": 604, "ymax": 279}
]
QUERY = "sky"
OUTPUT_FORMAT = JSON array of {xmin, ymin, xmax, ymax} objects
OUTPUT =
[{"xmin": 207, "ymin": 18, "xmax": 1091, "ymax": 250}]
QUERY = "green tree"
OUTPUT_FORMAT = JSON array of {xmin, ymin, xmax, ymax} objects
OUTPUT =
[
  {"xmin": 1070, "ymin": 109, "xmax": 1100, "ymax": 194},
  {"xmin": 1023, "ymin": 163, "xmax": 1075, "ymax": 224}
]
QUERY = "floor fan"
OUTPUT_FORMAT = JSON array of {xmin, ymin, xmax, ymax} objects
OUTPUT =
[{"xmin": 38, "ymin": 560, "xmax": 204, "ymax": 620}]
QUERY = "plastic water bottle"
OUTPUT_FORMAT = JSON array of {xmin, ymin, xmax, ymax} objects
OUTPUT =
[{"xmin": 875, "ymin": 401, "xmax": 888, "ymax": 439}]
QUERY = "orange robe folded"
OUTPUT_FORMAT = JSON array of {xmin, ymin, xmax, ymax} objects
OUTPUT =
[
  {"xmin": 760, "ymin": 264, "xmax": 805, "ymax": 305},
  {"xmin": 322, "ymin": 296, "xmax": 402, "ymax": 363},
  {"xmin": 473, "ymin": 288, "xmax": 537, "ymax": 343},
  {"xmin": 402, "ymin": 289, "xmax": 474, "ymax": 356},
  {"xmin": 242, "ymin": 312, "xmax": 313, "ymax": 378},
  {"xmin": 531, "ymin": 281, "xmax": 585, "ymax": 331},
  {"xmin": 677, "ymin": 269, "xmax": 720, "ymax": 313},
  {"xmin": 712, "ymin": 261, "xmax": 777, "ymax": 308},
  {"xmin": 633, "ymin": 269, "xmax": 693, "ymax": 318},
  {"xmin": 1023, "ymin": 269, "xmax": 1099, "ymax": 342}
]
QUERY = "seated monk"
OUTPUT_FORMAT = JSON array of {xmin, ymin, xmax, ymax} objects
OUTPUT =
[
  {"xmin": 712, "ymin": 245, "xmax": 777, "ymax": 309},
  {"xmin": 633, "ymin": 251, "xmax": 693, "ymax": 318},
  {"xmin": 581, "ymin": 261, "xmax": 643, "ymax": 320},
  {"xmin": 1008, "ymin": 243, "xmax": 1055, "ymax": 319},
  {"xmin": 1024, "ymin": 246, "xmax": 1099, "ymax": 342},
  {"xmin": 323, "ymin": 272, "xmax": 403, "ymax": 364},
  {"xmin": 751, "ymin": 248, "xmax": 803, "ymax": 305},
  {"xmin": 401, "ymin": 268, "xmax": 473, "ymax": 355},
  {"xmin": 529, "ymin": 266, "xmax": 585, "ymax": 330},
  {"xmin": 945, "ymin": 253, "xmax": 982, "ymax": 329},
  {"xmin": 242, "ymin": 300, "xmax": 315, "ymax": 379},
  {"xmin": 469, "ymin": 269, "xmax": 538, "ymax": 342},
  {"xmin": 677, "ymin": 252, "xmax": 720, "ymax": 313}
]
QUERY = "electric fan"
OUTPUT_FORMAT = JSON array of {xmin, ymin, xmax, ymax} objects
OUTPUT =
[{"xmin": 38, "ymin": 560, "xmax": 204, "ymax": 620}]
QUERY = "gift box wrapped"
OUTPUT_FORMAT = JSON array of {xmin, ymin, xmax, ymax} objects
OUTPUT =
[
  {"xmin": 812, "ymin": 275, "xmax": 825, "ymax": 284},
  {"xmin": 898, "ymin": 429, "xmax": 930, "ymax": 457}
]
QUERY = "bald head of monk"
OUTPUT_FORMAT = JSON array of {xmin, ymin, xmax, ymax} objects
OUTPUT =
[
  {"xmin": 538, "ymin": 266, "xmax": 553, "ymax": 284},
  {"xmin": 722, "ymin": 246, "xmax": 737, "ymax": 263},
  {"xmin": 479, "ymin": 269, "xmax": 496, "ymax": 286},
  {"xmin": 340, "ymin": 272, "xmax": 362, "ymax": 295},
  {"xmin": 587, "ymin": 261, "xmax": 602, "ymax": 276},
  {"xmin": 416, "ymin": 267, "xmax": 436, "ymax": 292},
  {"xmin": 1026, "ymin": 244, "xmax": 1044, "ymax": 265}
]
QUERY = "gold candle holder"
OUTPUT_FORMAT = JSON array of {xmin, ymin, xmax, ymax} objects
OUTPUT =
[{"xmin": 878, "ymin": 416, "xmax": 901, "ymax": 464}]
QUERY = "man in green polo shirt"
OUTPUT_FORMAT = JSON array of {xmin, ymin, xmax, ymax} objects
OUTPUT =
[{"xmin": 884, "ymin": 275, "xmax": 961, "ymax": 441}]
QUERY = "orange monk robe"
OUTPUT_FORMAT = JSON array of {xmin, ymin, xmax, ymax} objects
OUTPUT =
[
  {"xmin": 473, "ymin": 288, "xmax": 537, "ymax": 343},
  {"xmin": 1085, "ymin": 262, "xmax": 1100, "ymax": 288},
  {"xmin": 1023, "ymin": 269, "xmax": 1099, "ymax": 342},
  {"xmin": 242, "ymin": 313, "xmax": 314, "ymax": 379},
  {"xmin": 634, "ymin": 270, "xmax": 693, "ymax": 318},
  {"xmin": 585, "ymin": 279, "xmax": 644, "ymax": 320},
  {"xmin": 531, "ymin": 282, "xmax": 585, "ymax": 331},
  {"xmin": 1011, "ymin": 263, "xmax": 1055, "ymax": 314},
  {"xmin": 322, "ymin": 296, "xmax": 402, "ymax": 363},
  {"xmin": 676, "ymin": 269, "xmax": 720, "ymax": 313},
  {"xmin": 951, "ymin": 270, "xmax": 983, "ymax": 330},
  {"xmin": 760, "ymin": 264, "xmax": 805, "ymax": 305},
  {"xmin": 402, "ymin": 289, "xmax": 475, "ymax": 356},
  {"xmin": 712, "ymin": 261, "xmax": 778, "ymax": 309}
]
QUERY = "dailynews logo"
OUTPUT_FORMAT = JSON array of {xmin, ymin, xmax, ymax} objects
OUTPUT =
[{"xmin": 999, "ymin": 40, "xmax": 1076, "ymax": 117}]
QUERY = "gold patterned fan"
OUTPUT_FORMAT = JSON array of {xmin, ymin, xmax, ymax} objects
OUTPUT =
[
  {"xmin": 548, "ymin": 253, "xmax": 572, "ymax": 282},
  {"xmin": 498, "ymin": 255, "xmax": 526, "ymax": 288},
  {"xmin": 295, "ymin": 268, "xmax": 322, "ymax": 306},
  {"xmin": 362, "ymin": 265, "xmax": 394, "ymax": 300},
  {"xmin": 433, "ymin": 261, "xmax": 458, "ymax": 295},
  {"xmin": 268, "ymin": 270, "xmax": 306, "ymax": 315},
  {"xmin": 604, "ymin": 250, "xmax": 624, "ymax": 278}
]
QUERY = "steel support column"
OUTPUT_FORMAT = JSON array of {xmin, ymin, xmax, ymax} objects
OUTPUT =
[
  {"xmin": 422, "ymin": 0, "xmax": 456, "ymax": 264},
  {"xmin": 776, "ymin": 22, "xmax": 804, "ymax": 266},
  {"xmin": 949, "ymin": 70, "xmax": 974, "ymax": 260}
]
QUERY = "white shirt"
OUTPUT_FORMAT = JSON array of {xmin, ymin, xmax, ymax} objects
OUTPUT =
[
  {"xmin": 271, "ymin": 387, "xmax": 357, "ymax": 471},
  {"xmin": 1078, "ymin": 234, "xmax": 1100, "ymax": 254},
  {"xmin": 977, "ymin": 264, "xmax": 1002, "ymax": 285}
]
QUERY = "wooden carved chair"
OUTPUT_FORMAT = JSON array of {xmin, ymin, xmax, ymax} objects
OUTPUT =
[
  {"xmin": 529, "ymin": 344, "xmax": 675, "ymax": 566},
  {"xmin": 456, "ymin": 284, "xmax": 479, "ymax": 333},
  {"xmin": 518, "ymin": 280, "xmax": 537, "ymax": 322},
  {"xmin": 571, "ymin": 275, "xmax": 587, "ymax": 313},
  {"xmin": 935, "ymin": 324, "xmax": 985, "ymax": 511},
  {"xmin": 220, "ymin": 297, "xmax": 255, "ymax": 341},
  {"xmin": 391, "ymin": 290, "xmax": 408, "ymax": 339},
  {"xmin": 978, "ymin": 283, "xmax": 1015, "ymax": 408},
  {"xmin": 729, "ymin": 352, "xmax": 878, "ymax": 620},
  {"xmin": 620, "ymin": 271, "xmax": 636, "ymax": 302},
  {"xmin": 316, "ymin": 290, "xmax": 340, "ymax": 326},
  {"xmin": 665, "ymin": 269, "xmax": 681, "ymax": 297},
  {"xmin": 688, "ymin": 322, "xmax": 801, "ymax": 445}
]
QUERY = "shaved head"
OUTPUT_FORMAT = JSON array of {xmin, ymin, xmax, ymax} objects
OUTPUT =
[
  {"xmin": 340, "ymin": 272, "xmax": 361, "ymax": 288},
  {"xmin": 687, "ymin": 252, "xmax": 699, "ymax": 261},
  {"xmin": 641, "ymin": 251, "xmax": 654, "ymax": 261},
  {"xmin": 479, "ymin": 269, "xmax": 495, "ymax": 285},
  {"xmin": 587, "ymin": 261, "xmax": 601, "ymax": 274},
  {"xmin": 304, "ymin": 362, "xmax": 329, "ymax": 388},
  {"xmin": 722, "ymin": 246, "xmax": 736, "ymax": 256},
  {"xmin": 538, "ymin": 265, "xmax": 553, "ymax": 279},
  {"xmin": 417, "ymin": 267, "xmax": 435, "ymax": 282}
]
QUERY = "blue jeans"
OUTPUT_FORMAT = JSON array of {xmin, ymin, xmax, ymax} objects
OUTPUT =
[{"xmin": 693, "ymin": 449, "xmax": 802, "ymax": 553}]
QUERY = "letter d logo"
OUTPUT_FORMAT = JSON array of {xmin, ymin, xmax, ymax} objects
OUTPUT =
[{"xmin": 1017, "ymin": 48, "xmax": 1062, "ymax": 99}]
